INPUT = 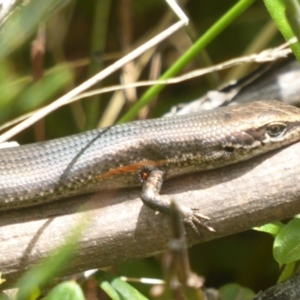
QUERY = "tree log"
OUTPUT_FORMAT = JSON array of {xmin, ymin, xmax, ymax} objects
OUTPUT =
[{"xmin": 1, "ymin": 141, "xmax": 300, "ymax": 286}]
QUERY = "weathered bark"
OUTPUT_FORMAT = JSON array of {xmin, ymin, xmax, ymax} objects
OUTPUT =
[{"xmin": 1, "ymin": 141, "xmax": 300, "ymax": 287}]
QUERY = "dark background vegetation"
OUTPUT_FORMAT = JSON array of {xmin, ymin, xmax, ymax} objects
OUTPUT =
[{"xmin": 0, "ymin": 0, "xmax": 288, "ymax": 296}]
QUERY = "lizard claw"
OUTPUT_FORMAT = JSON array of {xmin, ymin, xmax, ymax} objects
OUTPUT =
[{"xmin": 179, "ymin": 206, "xmax": 215, "ymax": 235}]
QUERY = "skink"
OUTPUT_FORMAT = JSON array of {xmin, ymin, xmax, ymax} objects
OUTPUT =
[{"xmin": 1, "ymin": 100, "xmax": 300, "ymax": 228}]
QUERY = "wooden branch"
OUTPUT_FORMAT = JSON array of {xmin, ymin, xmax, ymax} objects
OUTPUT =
[
  {"xmin": 253, "ymin": 275, "xmax": 300, "ymax": 299},
  {"xmin": 1, "ymin": 141, "xmax": 300, "ymax": 286}
]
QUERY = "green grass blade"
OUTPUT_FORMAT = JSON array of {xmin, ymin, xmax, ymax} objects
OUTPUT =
[{"xmin": 118, "ymin": 0, "xmax": 256, "ymax": 123}]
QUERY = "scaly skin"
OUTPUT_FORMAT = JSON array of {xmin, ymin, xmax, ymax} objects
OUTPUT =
[{"xmin": 0, "ymin": 100, "xmax": 300, "ymax": 212}]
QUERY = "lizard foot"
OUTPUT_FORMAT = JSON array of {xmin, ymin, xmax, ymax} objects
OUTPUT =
[{"xmin": 180, "ymin": 206, "xmax": 215, "ymax": 235}]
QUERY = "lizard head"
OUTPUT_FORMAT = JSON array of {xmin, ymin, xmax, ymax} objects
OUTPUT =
[{"xmin": 220, "ymin": 100, "xmax": 300, "ymax": 154}]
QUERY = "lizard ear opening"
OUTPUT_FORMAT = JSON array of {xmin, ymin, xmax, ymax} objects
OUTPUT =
[
  {"xmin": 265, "ymin": 123, "xmax": 287, "ymax": 138},
  {"xmin": 137, "ymin": 167, "xmax": 152, "ymax": 183}
]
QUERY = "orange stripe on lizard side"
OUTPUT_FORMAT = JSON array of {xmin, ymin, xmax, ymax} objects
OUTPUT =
[{"xmin": 97, "ymin": 159, "xmax": 167, "ymax": 180}]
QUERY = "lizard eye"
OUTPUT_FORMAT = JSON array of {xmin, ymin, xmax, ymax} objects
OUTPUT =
[{"xmin": 265, "ymin": 123, "xmax": 287, "ymax": 137}]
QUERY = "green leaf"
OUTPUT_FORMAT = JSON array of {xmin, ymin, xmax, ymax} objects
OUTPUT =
[
  {"xmin": 285, "ymin": 0, "xmax": 300, "ymax": 44},
  {"xmin": 0, "ymin": 0, "xmax": 71, "ymax": 59},
  {"xmin": 263, "ymin": 0, "xmax": 300, "ymax": 61},
  {"xmin": 16, "ymin": 65, "xmax": 73, "ymax": 112},
  {"xmin": 16, "ymin": 222, "xmax": 86, "ymax": 300},
  {"xmin": 219, "ymin": 283, "xmax": 255, "ymax": 300},
  {"xmin": 94, "ymin": 270, "xmax": 149, "ymax": 300},
  {"xmin": 45, "ymin": 281, "xmax": 85, "ymax": 300},
  {"xmin": 274, "ymin": 218, "xmax": 300, "ymax": 264},
  {"xmin": 0, "ymin": 62, "xmax": 26, "ymax": 109},
  {"xmin": 277, "ymin": 262, "xmax": 295, "ymax": 282},
  {"xmin": 253, "ymin": 221, "xmax": 284, "ymax": 237}
]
